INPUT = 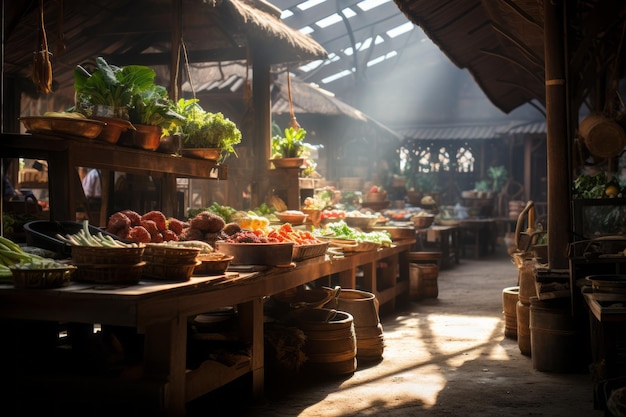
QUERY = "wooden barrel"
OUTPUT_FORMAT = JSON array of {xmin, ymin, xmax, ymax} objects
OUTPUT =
[
  {"xmin": 294, "ymin": 308, "xmax": 357, "ymax": 375},
  {"xmin": 516, "ymin": 300, "xmax": 531, "ymax": 356},
  {"xmin": 328, "ymin": 289, "xmax": 385, "ymax": 361},
  {"xmin": 530, "ymin": 297, "xmax": 577, "ymax": 373},
  {"xmin": 409, "ymin": 263, "xmax": 439, "ymax": 300},
  {"xmin": 502, "ymin": 286, "xmax": 519, "ymax": 340},
  {"xmin": 332, "ymin": 289, "xmax": 380, "ymax": 327},
  {"xmin": 353, "ymin": 323, "xmax": 385, "ymax": 362},
  {"xmin": 517, "ymin": 259, "xmax": 536, "ymax": 305}
]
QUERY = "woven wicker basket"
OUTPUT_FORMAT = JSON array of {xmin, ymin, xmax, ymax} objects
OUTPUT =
[
  {"xmin": 71, "ymin": 245, "xmax": 145, "ymax": 265},
  {"xmin": 293, "ymin": 242, "xmax": 329, "ymax": 261},
  {"xmin": 73, "ymin": 261, "xmax": 146, "ymax": 285},
  {"xmin": 144, "ymin": 244, "xmax": 200, "ymax": 265},
  {"xmin": 11, "ymin": 265, "xmax": 77, "ymax": 289},
  {"xmin": 143, "ymin": 260, "xmax": 201, "ymax": 281}
]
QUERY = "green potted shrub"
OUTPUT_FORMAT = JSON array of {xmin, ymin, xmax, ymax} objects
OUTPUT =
[{"xmin": 169, "ymin": 98, "xmax": 242, "ymax": 162}]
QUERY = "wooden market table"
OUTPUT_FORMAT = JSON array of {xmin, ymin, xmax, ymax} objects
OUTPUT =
[
  {"xmin": 583, "ymin": 292, "xmax": 626, "ymax": 411},
  {"xmin": 0, "ymin": 239, "xmax": 413, "ymax": 416},
  {"xmin": 458, "ymin": 218, "xmax": 497, "ymax": 258},
  {"xmin": 414, "ymin": 224, "xmax": 460, "ymax": 269}
]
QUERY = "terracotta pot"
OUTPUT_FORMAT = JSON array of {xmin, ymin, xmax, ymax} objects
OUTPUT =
[
  {"xmin": 271, "ymin": 158, "xmax": 304, "ymax": 169},
  {"xmin": 130, "ymin": 124, "xmax": 162, "ymax": 151},
  {"xmin": 180, "ymin": 148, "xmax": 222, "ymax": 160}
]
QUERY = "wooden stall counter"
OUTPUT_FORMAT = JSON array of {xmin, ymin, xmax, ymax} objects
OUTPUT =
[{"xmin": 0, "ymin": 239, "xmax": 414, "ymax": 416}]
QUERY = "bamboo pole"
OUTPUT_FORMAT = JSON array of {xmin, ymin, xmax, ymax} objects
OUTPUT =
[{"xmin": 543, "ymin": 0, "xmax": 571, "ymax": 269}]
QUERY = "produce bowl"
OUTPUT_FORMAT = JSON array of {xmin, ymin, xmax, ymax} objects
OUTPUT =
[
  {"xmin": 194, "ymin": 254, "xmax": 234, "ymax": 276},
  {"xmin": 215, "ymin": 241, "xmax": 294, "ymax": 266},
  {"xmin": 275, "ymin": 211, "xmax": 308, "ymax": 225},
  {"xmin": 20, "ymin": 116, "xmax": 106, "ymax": 139},
  {"xmin": 412, "ymin": 214, "xmax": 435, "ymax": 229},
  {"xmin": 344, "ymin": 216, "xmax": 378, "ymax": 230}
]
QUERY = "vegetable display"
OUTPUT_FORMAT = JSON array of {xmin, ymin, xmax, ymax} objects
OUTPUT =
[
  {"xmin": 313, "ymin": 220, "xmax": 392, "ymax": 246},
  {"xmin": 56, "ymin": 220, "xmax": 140, "ymax": 247},
  {"xmin": 0, "ymin": 236, "xmax": 61, "ymax": 279}
]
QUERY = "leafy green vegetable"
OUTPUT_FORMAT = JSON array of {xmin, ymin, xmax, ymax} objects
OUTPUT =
[
  {"xmin": 573, "ymin": 172, "xmax": 607, "ymax": 199},
  {"xmin": 314, "ymin": 220, "xmax": 392, "ymax": 245},
  {"xmin": 168, "ymin": 98, "xmax": 242, "ymax": 162},
  {"xmin": 74, "ymin": 57, "xmax": 156, "ymax": 112},
  {"xmin": 272, "ymin": 126, "xmax": 307, "ymax": 158}
]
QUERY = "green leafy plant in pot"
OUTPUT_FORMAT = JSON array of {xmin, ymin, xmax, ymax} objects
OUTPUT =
[
  {"xmin": 73, "ymin": 57, "xmax": 155, "ymax": 119},
  {"xmin": 168, "ymin": 98, "xmax": 242, "ymax": 162},
  {"xmin": 271, "ymin": 123, "xmax": 310, "ymax": 169},
  {"xmin": 125, "ymin": 85, "xmax": 186, "ymax": 151}
]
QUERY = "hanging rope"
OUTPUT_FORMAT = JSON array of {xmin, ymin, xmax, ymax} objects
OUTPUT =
[
  {"xmin": 32, "ymin": 0, "xmax": 53, "ymax": 94},
  {"xmin": 287, "ymin": 70, "xmax": 300, "ymax": 131}
]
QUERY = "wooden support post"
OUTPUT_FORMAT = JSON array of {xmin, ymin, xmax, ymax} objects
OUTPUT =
[{"xmin": 543, "ymin": 0, "xmax": 571, "ymax": 270}]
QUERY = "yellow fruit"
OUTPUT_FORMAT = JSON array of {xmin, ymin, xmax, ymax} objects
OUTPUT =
[{"xmin": 605, "ymin": 185, "xmax": 619, "ymax": 197}]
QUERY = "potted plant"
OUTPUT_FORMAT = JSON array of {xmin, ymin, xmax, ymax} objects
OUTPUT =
[
  {"xmin": 73, "ymin": 57, "xmax": 154, "ymax": 119},
  {"xmin": 271, "ymin": 123, "xmax": 307, "ymax": 168},
  {"xmin": 125, "ymin": 85, "xmax": 186, "ymax": 151},
  {"xmin": 169, "ymin": 98, "xmax": 242, "ymax": 162},
  {"xmin": 73, "ymin": 57, "xmax": 156, "ymax": 143}
]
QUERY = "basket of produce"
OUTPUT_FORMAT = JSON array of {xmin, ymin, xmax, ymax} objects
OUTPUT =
[
  {"xmin": 293, "ymin": 241, "xmax": 330, "ymax": 261},
  {"xmin": 25, "ymin": 220, "xmax": 126, "ymax": 258},
  {"xmin": 71, "ymin": 245, "xmax": 145, "ymax": 265},
  {"xmin": 10, "ymin": 262, "xmax": 77, "ymax": 289},
  {"xmin": 194, "ymin": 253, "xmax": 234, "ymax": 276},
  {"xmin": 144, "ymin": 243, "xmax": 201, "ymax": 265},
  {"xmin": 73, "ymin": 261, "xmax": 146, "ymax": 285},
  {"xmin": 54, "ymin": 220, "xmax": 145, "ymax": 265},
  {"xmin": 143, "ymin": 260, "xmax": 201, "ymax": 281}
]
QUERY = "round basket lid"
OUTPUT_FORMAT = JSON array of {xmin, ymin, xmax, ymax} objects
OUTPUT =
[{"xmin": 580, "ymin": 113, "xmax": 626, "ymax": 158}]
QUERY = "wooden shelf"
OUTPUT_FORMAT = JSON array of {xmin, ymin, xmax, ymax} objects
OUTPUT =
[{"xmin": 0, "ymin": 133, "xmax": 226, "ymax": 221}]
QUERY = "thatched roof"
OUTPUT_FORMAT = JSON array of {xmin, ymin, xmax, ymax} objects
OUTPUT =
[
  {"xmin": 2, "ymin": 0, "xmax": 327, "ymax": 101},
  {"xmin": 393, "ymin": 0, "xmax": 626, "ymax": 113}
]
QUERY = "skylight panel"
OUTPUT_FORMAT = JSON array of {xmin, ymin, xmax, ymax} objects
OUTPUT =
[
  {"xmin": 316, "ymin": 13, "xmax": 342, "ymax": 28},
  {"xmin": 297, "ymin": 0, "xmax": 326, "ymax": 11},
  {"xmin": 357, "ymin": 0, "xmax": 390, "ymax": 12},
  {"xmin": 387, "ymin": 22, "xmax": 414, "ymax": 38},
  {"xmin": 321, "ymin": 69, "xmax": 353, "ymax": 84},
  {"xmin": 280, "ymin": 9, "xmax": 293, "ymax": 19},
  {"xmin": 366, "ymin": 50, "xmax": 397, "ymax": 67},
  {"xmin": 299, "ymin": 60, "xmax": 324, "ymax": 72},
  {"xmin": 300, "ymin": 26, "xmax": 314, "ymax": 35},
  {"xmin": 316, "ymin": 8, "xmax": 356, "ymax": 28}
]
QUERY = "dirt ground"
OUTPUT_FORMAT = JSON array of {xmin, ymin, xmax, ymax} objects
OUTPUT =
[{"xmin": 189, "ymin": 246, "xmax": 605, "ymax": 417}]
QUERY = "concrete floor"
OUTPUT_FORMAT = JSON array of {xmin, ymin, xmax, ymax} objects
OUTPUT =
[{"xmin": 189, "ymin": 247, "xmax": 606, "ymax": 417}]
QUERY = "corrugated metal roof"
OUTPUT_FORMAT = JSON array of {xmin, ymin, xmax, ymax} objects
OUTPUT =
[
  {"xmin": 397, "ymin": 120, "xmax": 546, "ymax": 141},
  {"xmin": 507, "ymin": 121, "xmax": 547, "ymax": 135}
]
